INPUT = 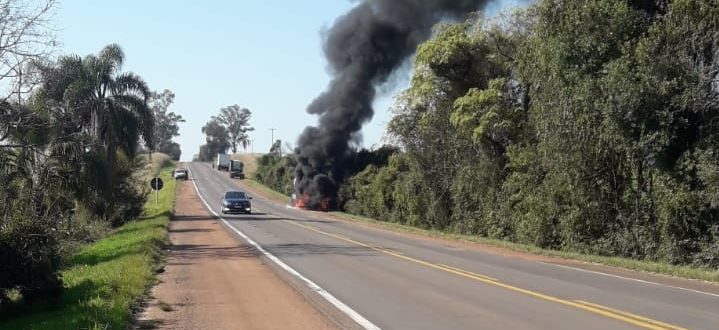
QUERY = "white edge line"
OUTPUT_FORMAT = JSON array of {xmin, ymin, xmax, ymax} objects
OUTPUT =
[
  {"xmin": 541, "ymin": 262, "xmax": 719, "ymax": 298},
  {"xmin": 188, "ymin": 167, "xmax": 382, "ymax": 330}
]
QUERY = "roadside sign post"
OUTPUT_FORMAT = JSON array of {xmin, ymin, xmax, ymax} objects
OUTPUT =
[{"xmin": 151, "ymin": 177, "xmax": 164, "ymax": 206}]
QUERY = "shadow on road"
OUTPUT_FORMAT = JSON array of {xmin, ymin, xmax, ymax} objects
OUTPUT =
[
  {"xmin": 172, "ymin": 215, "xmax": 212, "ymax": 221},
  {"xmin": 168, "ymin": 228, "xmax": 215, "ymax": 233},
  {"xmin": 223, "ymin": 214, "xmax": 333, "ymax": 224},
  {"xmin": 170, "ymin": 244, "xmax": 260, "ymax": 260},
  {"xmin": 264, "ymin": 243, "xmax": 377, "ymax": 257}
]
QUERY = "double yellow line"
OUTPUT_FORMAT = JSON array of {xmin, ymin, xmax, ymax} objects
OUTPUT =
[{"xmin": 285, "ymin": 220, "xmax": 687, "ymax": 330}]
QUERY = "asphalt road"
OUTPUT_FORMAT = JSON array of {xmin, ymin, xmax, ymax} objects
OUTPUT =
[{"xmin": 187, "ymin": 162, "xmax": 719, "ymax": 330}]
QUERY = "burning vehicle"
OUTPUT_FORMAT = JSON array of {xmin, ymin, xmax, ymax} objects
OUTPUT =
[
  {"xmin": 290, "ymin": 177, "xmax": 334, "ymax": 211},
  {"xmin": 291, "ymin": 0, "xmax": 490, "ymax": 213}
]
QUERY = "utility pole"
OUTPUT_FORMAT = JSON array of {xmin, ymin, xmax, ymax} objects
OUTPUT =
[{"xmin": 269, "ymin": 128, "xmax": 278, "ymax": 156}]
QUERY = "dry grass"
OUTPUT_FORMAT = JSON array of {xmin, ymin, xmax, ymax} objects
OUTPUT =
[
  {"xmin": 135, "ymin": 152, "xmax": 171, "ymax": 178},
  {"xmin": 148, "ymin": 153, "xmax": 171, "ymax": 176},
  {"xmin": 230, "ymin": 153, "xmax": 261, "ymax": 178}
]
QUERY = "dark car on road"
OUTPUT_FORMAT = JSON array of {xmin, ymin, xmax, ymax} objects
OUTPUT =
[{"xmin": 220, "ymin": 191, "xmax": 252, "ymax": 214}]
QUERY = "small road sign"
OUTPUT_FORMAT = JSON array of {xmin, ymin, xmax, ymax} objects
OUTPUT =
[{"xmin": 151, "ymin": 177, "xmax": 164, "ymax": 191}]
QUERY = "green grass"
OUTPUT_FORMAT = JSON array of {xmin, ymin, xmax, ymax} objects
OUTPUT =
[
  {"xmin": 0, "ymin": 164, "xmax": 176, "ymax": 330},
  {"xmin": 247, "ymin": 178, "xmax": 719, "ymax": 283}
]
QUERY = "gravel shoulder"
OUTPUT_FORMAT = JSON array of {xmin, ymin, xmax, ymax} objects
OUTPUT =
[{"xmin": 134, "ymin": 178, "xmax": 336, "ymax": 330}]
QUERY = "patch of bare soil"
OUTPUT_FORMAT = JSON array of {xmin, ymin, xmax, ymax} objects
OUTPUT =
[{"xmin": 134, "ymin": 180, "xmax": 336, "ymax": 330}]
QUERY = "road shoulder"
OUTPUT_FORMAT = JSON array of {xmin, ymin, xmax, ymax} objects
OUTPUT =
[{"xmin": 134, "ymin": 178, "xmax": 335, "ymax": 330}]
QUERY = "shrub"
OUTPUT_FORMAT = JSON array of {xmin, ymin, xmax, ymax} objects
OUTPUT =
[{"xmin": 0, "ymin": 203, "xmax": 64, "ymax": 304}]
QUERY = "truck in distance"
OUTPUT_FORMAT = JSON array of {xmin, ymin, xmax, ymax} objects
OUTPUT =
[
  {"xmin": 230, "ymin": 160, "xmax": 245, "ymax": 179},
  {"xmin": 216, "ymin": 154, "xmax": 230, "ymax": 171}
]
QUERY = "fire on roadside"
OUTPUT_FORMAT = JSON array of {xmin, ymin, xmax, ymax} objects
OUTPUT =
[{"xmin": 292, "ymin": 193, "xmax": 331, "ymax": 212}]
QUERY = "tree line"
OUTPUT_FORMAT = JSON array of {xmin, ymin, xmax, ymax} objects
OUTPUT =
[
  {"xmin": 258, "ymin": 0, "xmax": 719, "ymax": 270},
  {"xmin": 0, "ymin": 2, "xmax": 184, "ymax": 302},
  {"xmin": 196, "ymin": 104, "xmax": 254, "ymax": 161},
  {"xmin": 150, "ymin": 89, "xmax": 185, "ymax": 160}
]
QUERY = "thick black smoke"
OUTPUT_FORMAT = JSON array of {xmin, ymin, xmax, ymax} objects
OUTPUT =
[{"xmin": 294, "ymin": 0, "xmax": 492, "ymax": 209}]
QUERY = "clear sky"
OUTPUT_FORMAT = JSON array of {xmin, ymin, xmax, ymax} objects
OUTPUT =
[{"xmin": 56, "ymin": 1, "xmax": 530, "ymax": 161}]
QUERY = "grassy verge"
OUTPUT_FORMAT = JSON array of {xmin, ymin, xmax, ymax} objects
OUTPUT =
[
  {"xmin": 243, "ymin": 179, "xmax": 291, "ymax": 203},
  {"xmin": 247, "ymin": 178, "xmax": 719, "ymax": 283},
  {"xmin": 0, "ymin": 164, "xmax": 176, "ymax": 330}
]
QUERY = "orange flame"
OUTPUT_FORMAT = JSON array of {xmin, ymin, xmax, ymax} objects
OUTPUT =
[
  {"xmin": 294, "ymin": 194, "xmax": 309, "ymax": 209},
  {"xmin": 293, "ymin": 193, "xmax": 331, "ymax": 212},
  {"xmin": 320, "ymin": 198, "xmax": 330, "ymax": 211}
]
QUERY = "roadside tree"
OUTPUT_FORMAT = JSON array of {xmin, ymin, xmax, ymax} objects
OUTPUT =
[{"xmin": 214, "ymin": 104, "xmax": 254, "ymax": 153}]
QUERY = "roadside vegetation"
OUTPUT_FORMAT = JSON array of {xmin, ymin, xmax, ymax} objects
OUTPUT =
[
  {"xmin": 0, "ymin": 0, "xmax": 184, "ymax": 325},
  {"xmin": 195, "ymin": 105, "xmax": 254, "ymax": 162},
  {"xmin": 257, "ymin": 0, "xmax": 719, "ymax": 277},
  {"xmin": 0, "ymin": 165, "xmax": 175, "ymax": 330},
  {"xmin": 149, "ymin": 90, "xmax": 185, "ymax": 161}
]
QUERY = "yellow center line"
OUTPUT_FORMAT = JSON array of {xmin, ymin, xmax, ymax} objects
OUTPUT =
[
  {"xmin": 284, "ymin": 220, "xmax": 686, "ymax": 330},
  {"xmin": 574, "ymin": 300, "xmax": 688, "ymax": 330},
  {"xmin": 438, "ymin": 264, "xmax": 498, "ymax": 281},
  {"xmin": 377, "ymin": 247, "xmax": 405, "ymax": 255}
]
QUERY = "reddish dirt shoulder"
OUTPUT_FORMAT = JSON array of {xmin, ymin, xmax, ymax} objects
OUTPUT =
[{"xmin": 134, "ymin": 179, "xmax": 335, "ymax": 330}]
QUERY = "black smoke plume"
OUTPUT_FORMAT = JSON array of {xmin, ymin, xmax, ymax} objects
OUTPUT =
[{"xmin": 294, "ymin": 0, "xmax": 493, "ymax": 209}]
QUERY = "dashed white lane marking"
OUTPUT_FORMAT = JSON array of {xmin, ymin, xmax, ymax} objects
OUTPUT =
[{"xmin": 541, "ymin": 262, "xmax": 719, "ymax": 298}]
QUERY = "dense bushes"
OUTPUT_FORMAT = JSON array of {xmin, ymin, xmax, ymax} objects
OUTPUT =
[
  {"xmin": 255, "ymin": 154, "xmax": 296, "ymax": 196},
  {"xmin": 0, "ymin": 213, "xmax": 64, "ymax": 303},
  {"xmin": 1, "ymin": 45, "xmax": 160, "ymax": 305},
  {"xmin": 0, "ymin": 147, "xmax": 155, "ymax": 304},
  {"xmin": 256, "ymin": 146, "xmax": 399, "ymax": 199},
  {"xmin": 258, "ymin": 0, "xmax": 719, "ymax": 270}
]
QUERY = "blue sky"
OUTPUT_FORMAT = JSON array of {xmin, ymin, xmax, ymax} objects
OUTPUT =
[{"xmin": 56, "ymin": 1, "xmax": 530, "ymax": 160}]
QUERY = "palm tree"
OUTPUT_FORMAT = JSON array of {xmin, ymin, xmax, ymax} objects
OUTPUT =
[{"xmin": 36, "ymin": 44, "xmax": 154, "ymax": 211}]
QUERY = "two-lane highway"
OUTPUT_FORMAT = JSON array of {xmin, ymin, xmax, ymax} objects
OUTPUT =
[{"xmin": 187, "ymin": 162, "xmax": 719, "ymax": 330}]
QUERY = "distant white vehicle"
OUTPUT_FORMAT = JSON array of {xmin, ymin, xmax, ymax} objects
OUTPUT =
[
  {"xmin": 173, "ymin": 168, "xmax": 188, "ymax": 180},
  {"xmin": 216, "ymin": 154, "xmax": 230, "ymax": 171}
]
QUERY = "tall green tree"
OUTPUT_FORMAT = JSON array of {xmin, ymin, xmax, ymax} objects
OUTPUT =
[
  {"xmin": 0, "ymin": 100, "xmax": 98, "ymax": 301},
  {"xmin": 334, "ymin": 0, "xmax": 719, "ymax": 268},
  {"xmin": 200, "ymin": 118, "xmax": 229, "ymax": 161},
  {"xmin": 149, "ymin": 89, "xmax": 184, "ymax": 160},
  {"xmin": 214, "ymin": 104, "xmax": 254, "ymax": 153},
  {"xmin": 36, "ymin": 44, "xmax": 154, "ymax": 212},
  {"xmin": 269, "ymin": 139, "xmax": 281, "ymax": 156}
]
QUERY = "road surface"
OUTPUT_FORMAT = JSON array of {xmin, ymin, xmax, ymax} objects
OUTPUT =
[
  {"xmin": 135, "ymin": 178, "xmax": 335, "ymax": 330},
  {"xmin": 188, "ymin": 162, "xmax": 719, "ymax": 330}
]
